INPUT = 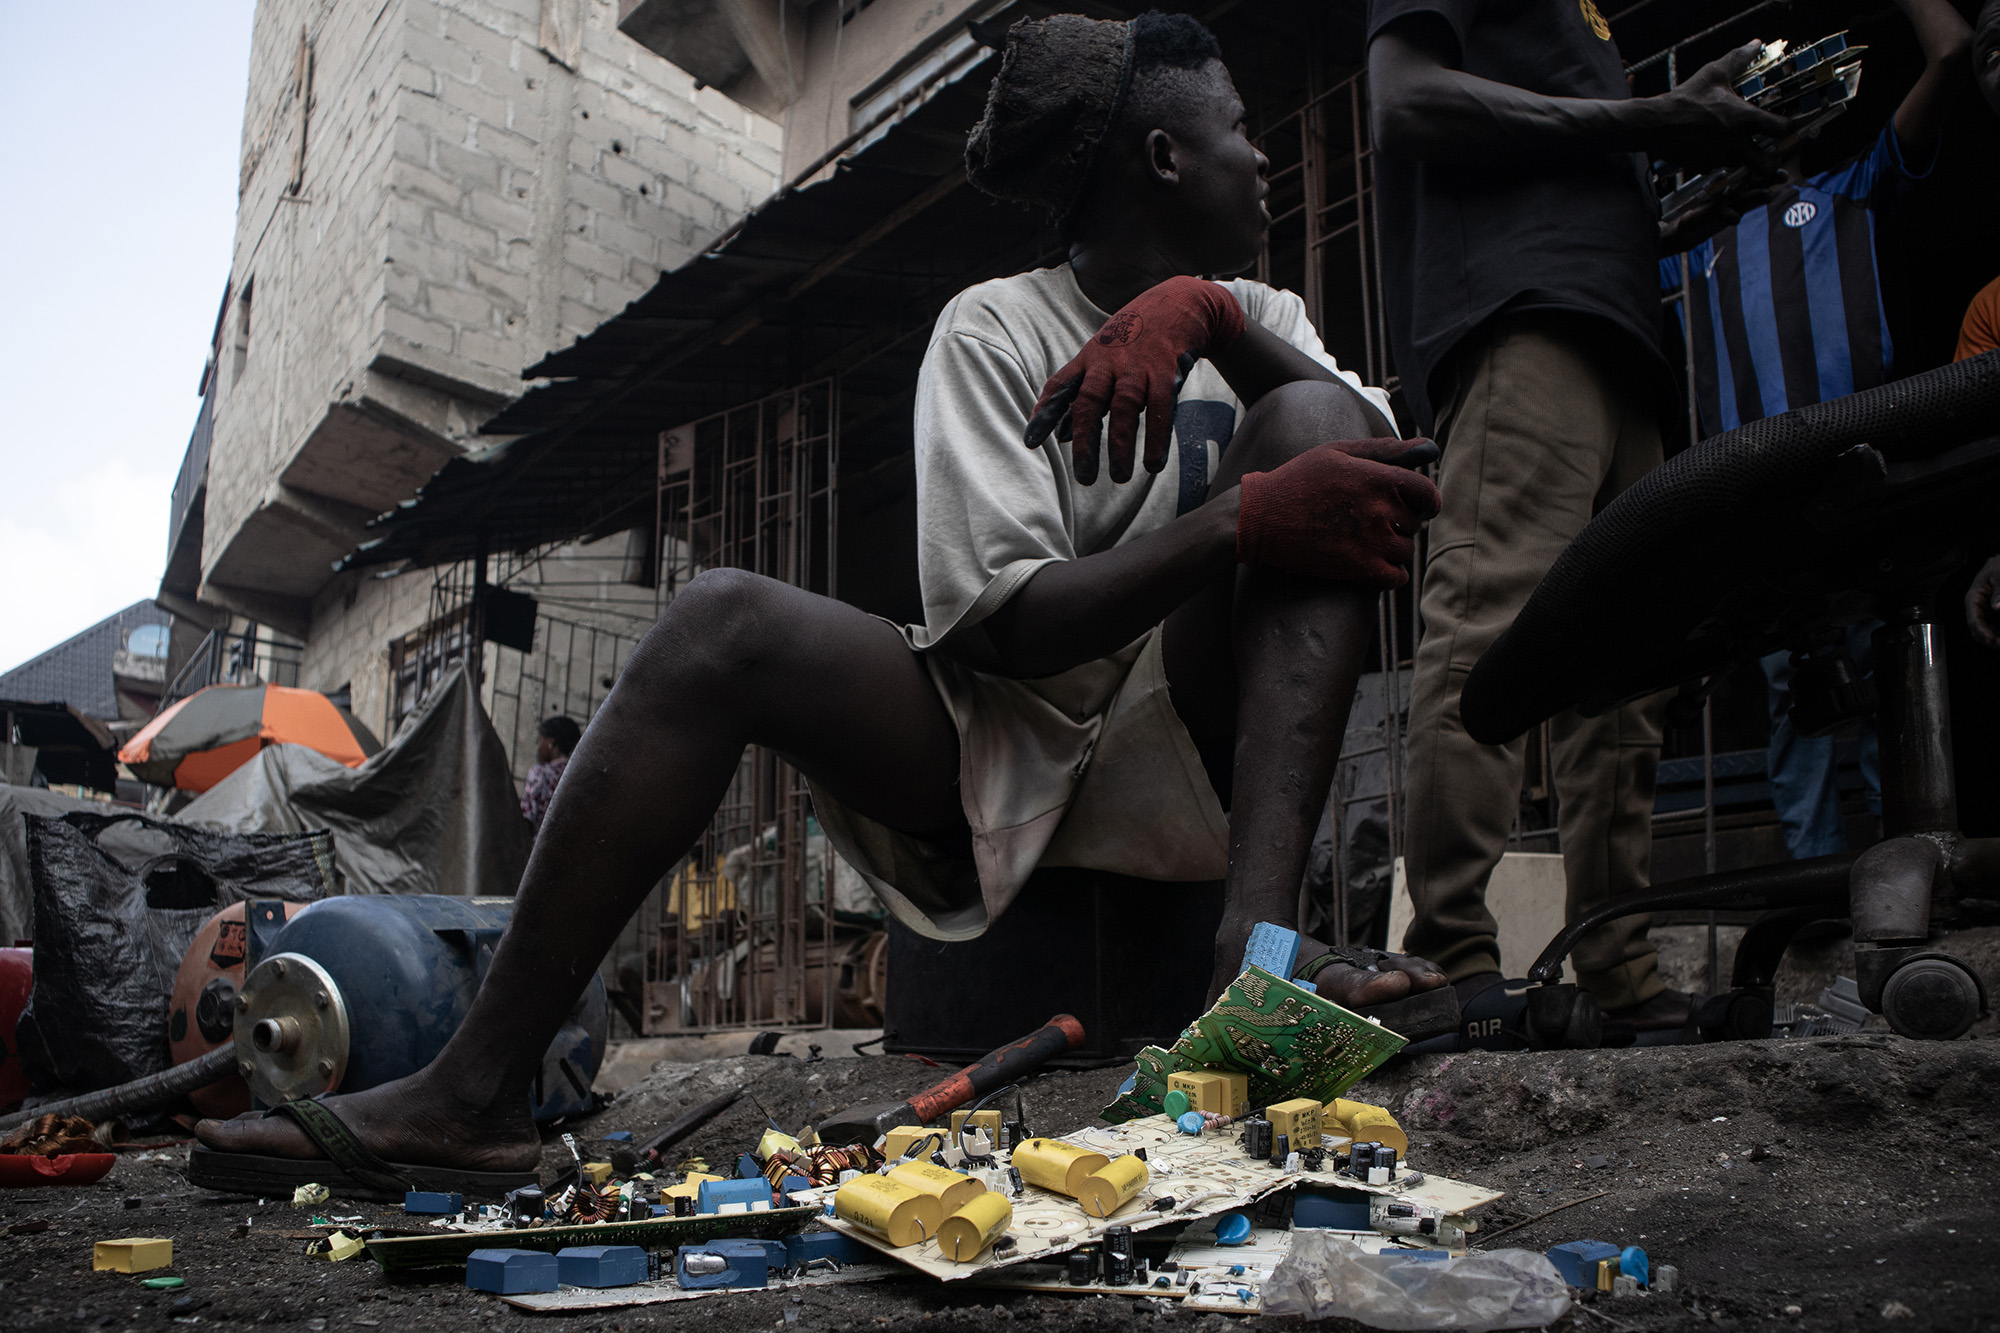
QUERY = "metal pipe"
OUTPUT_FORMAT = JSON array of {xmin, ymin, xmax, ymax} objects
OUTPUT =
[
  {"xmin": 1704, "ymin": 696, "xmax": 1718, "ymax": 995},
  {"xmin": 0, "ymin": 1046, "xmax": 237, "ymax": 1134},
  {"xmin": 1875, "ymin": 614, "xmax": 1958, "ymax": 835}
]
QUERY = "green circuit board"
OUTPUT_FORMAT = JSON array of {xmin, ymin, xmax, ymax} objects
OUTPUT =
[{"xmin": 1102, "ymin": 966, "xmax": 1406, "ymax": 1123}]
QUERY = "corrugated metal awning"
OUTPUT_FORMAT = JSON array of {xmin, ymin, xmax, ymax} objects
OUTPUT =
[{"xmin": 337, "ymin": 41, "xmax": 1056, "ymax": 573}]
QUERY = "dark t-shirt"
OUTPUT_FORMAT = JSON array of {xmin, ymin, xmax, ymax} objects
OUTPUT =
[{"xmin": 1368, "ymin": 0, "xmax": 1667, "ymax": 433}]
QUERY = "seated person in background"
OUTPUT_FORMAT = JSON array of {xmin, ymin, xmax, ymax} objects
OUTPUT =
[
  {"xmin": 520, "ymin": 715, "xmax": 581, "ymax": 832},
  {"xmin": 188, "ymin": 10, "xmax": 1448, "ymax": 1192}
]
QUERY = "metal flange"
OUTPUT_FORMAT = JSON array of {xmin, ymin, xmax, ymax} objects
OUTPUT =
[{"xmin": 233, "ymin": 952, "xmax": 351, "ymax": 1107}]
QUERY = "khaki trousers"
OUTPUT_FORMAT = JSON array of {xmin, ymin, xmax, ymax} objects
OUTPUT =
[{"xmin": 1401, "ymin": 313, "xmax": 1667, "ymax": 1011}]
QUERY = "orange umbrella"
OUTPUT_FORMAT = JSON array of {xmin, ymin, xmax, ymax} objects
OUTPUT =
[{"xmin": 119, "ymin": 683, "xmax": 381, "ymax": 791}]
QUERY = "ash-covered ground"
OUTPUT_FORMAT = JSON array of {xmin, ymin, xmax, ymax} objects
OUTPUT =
[{"xmin": 4, "ymin": 926, "xmax": 1996, "ymax": 1333}]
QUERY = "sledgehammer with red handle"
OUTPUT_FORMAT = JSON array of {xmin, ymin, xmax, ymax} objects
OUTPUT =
[{"xmin": 815, "ymin": 1014, "xmax": 1085, "ymax": 1146}]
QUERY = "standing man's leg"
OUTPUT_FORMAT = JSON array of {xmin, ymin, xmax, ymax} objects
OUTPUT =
[
  {"xmin": 1402, "ymin": 314, "xmax": 1652, "ymax": 997},
  {"xmin": 1546, "ymin": 380, "xmax": 1668, "ymax": 1014}
]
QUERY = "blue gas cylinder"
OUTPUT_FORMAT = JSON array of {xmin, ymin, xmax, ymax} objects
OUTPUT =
[{"xmin": 242, "ymin": 895, "xmax": 605, "ymax": 1121}]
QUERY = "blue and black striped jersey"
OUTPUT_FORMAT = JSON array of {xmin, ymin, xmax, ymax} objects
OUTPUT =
[{"xmin": 1662, "ymin": 127, "xmax": 1933, "ymax": 437}]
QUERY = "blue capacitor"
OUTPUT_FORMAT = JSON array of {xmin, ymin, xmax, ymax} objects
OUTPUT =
[
  {"xmin": 1177, "ymin": 1111, "xmax": 1207, "ymax": 1135},
  {"xmin": 1620, "ymin": 1246, "xmax": 1650, "ymax": 1286},
  {"xmin": 1214, "ymin": 1212, "xmax": 1253, "ymax": 1245},
  {"xmin": 1243, "ymin": 923, "xmax": 1301, "ymax": 980}
]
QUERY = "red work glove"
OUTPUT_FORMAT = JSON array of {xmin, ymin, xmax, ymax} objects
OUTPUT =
[
  {"xmin": 1024, "ymin": 275, "xmax": 1247, "ymax": 485},
  {"xmin": 1236, "ymin": 439, "xmax": 1443, "ymax": 589}
]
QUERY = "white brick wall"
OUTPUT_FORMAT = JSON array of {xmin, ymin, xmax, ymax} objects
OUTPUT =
[{"xmin": 200, "ymin": 0, "xmax": 780, "ymax": 707}]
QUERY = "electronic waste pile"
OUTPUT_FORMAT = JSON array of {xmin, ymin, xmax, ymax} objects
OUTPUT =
[{"xmin": 283, "ymin": 931, "xmax": 1664, "ymax": 1314}]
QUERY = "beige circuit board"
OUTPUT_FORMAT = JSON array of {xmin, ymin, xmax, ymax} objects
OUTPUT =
[
  {"xmin": 968, "ymin": 1220, "xmax": 1423, "ymax": 1313},
  {"xmin": 808, "ymin": 1113, "xmax": 1502, "ymax": 1283}
]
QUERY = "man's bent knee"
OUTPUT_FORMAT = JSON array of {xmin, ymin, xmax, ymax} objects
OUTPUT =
[
  {"xmin": 629, "ymin": 568, "xmax": 796, "ymax": 695},
  {"xmin": 1230, "ymin": 380, "xmax": 1397, "ymax": 475}
]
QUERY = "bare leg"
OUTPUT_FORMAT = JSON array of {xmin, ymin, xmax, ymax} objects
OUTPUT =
[
  {"xmin": 197, "ymin": 571, "xmax": 966, "ymax": 1167},
  {"xmin": 1164, "ymin": 380, "xmax": 1447, "ymax": 1003}
]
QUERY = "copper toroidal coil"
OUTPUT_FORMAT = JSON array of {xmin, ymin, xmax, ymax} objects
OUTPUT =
[
  {"xmin": 565, "ymin": 1184, "xmax": 617, "ymax": 1224},
  {"xmin": 804, "ymin": 1143, "xmax": 878, "ymax": 1185}
]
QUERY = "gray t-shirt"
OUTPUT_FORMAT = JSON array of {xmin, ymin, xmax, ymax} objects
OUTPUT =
[
  {"xmin": 908, "ymin": 263, "xmax": 1392, "ymax": 653},
  {"xmin": 812, "ymin": 263, "xmax": 1392, "ymax": 942}
]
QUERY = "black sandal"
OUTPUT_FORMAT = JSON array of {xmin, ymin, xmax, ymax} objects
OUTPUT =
[
  {"xmin": 186, "ymin": 1098, "xmax": 539, "ymax": 1202},
  {"xmin": 1294, "ymin": 945, "xmax": 1461, "ymax": 1042}
]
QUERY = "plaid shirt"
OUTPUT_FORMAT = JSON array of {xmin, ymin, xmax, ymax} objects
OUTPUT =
[{"xmin": 521, "ymin": 756, "xmax": 567, "ymax": 829}]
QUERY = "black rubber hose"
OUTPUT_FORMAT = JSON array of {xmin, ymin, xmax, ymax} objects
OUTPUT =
[
  {"xmin": 1463, "ymin": 351, "xmax": 2000, "ymax": 743},
  {"xmin": 0, "ymin": 1045, "xmax": 237, "ymax": 1134}
]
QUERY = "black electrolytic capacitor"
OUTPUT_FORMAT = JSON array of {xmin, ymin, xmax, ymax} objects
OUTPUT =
[
  {"xmin": 1068, "ymin": 1248, "xmax": 1098, "ymax": 1285},
  {"xmin": 1375, "ymin": 1145, "xmax": 1398, "ymax": 1179},
  {"xmin": 1104, "ymin": 1225, "xmax": 1134, "ymax": 1284},
  {"xmin": 1243, "ymin": 1118, "xmax": 1272, "ymax": 1160},
  {"xmin": 1270, "ymin": 1132, "xmax": 1290, "ymax": 1168},
  {"xmin": 1104, "ymin": 1216, "xmax": 1136, "ymax": 1280}
]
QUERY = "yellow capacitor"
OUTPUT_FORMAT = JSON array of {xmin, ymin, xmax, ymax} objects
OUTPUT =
[
  {"xmin": 1166, "ymin": 1069, "xmax": 1250, "ymax": 1117},
  {"xmin": 1346, "ymin": 1108, "xmax": 1408, "ymax": 1158},
  {"xmin": 834, "ymin": 1173, "xmax": 943, "ymax": 1248},
  {"xmin": 1076, "ymin": 1153, "xmax": 1150, "ymax": 1218},
  {"xmin": 1267, "ymin": 1097, "xmax": 1322, "ymax": 1146},
  {"xmin": 888, "ymin": 1160, "xmax": 986, "ymax": 1215},
  {"xmin": 1328, "ymin": 1096, "xmax": 1378, "ymax": 1126},
  {"xmin": 937, "ymin": 1190, "xmax": 1014, "ymax": 1262},
  {"xmin": 882, "ymin": 1125, "xmax": 946, "ymax": 1160},
  {"xmin": 92, "ymin": 1238, "xmax": 173, "ymax": 1273},
  {"xmin": 1011, "ymin": 1138, "xmax": 1111, "ymax": 1197},
  {"xmin": 758, "ymin": 1128, "xmax": 802, "ymax": 1161},
  {"xmin": 662, "ymin": 1171, "xmax": 722, "ymax": 1201},
  {"xmin": 949, "ymin": 1108, "xmax": 1004, "ymax": 1142}
]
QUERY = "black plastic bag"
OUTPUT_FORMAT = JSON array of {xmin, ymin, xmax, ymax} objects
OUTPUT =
[{"xmin": 16, "ymin": 812, "xmax": 336, "ymax": 1093}]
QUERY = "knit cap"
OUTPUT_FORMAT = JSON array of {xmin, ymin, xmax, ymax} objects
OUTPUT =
[{"xmin": 964, "ymin": 15, "xmax": 1137, "ymax": 223}]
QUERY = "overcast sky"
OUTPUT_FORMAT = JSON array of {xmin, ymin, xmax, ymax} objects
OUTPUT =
[{"xmin": 0, "ymin": 1, "xmax": 255, "ymax": 673}]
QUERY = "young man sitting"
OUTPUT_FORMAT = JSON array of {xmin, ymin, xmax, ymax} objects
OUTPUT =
[{"xmin": 190, "ymin": 11, "xmax": 1449, "ymax": 1196}]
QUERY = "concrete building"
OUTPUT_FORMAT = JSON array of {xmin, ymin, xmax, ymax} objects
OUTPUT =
[
  {"xmin": 617, "ymin": 0, "xmax": 1001, "ymax": 183},
  {"xmin": 163, "ymin": 0, "xmax": 781, "ymax": 740}
]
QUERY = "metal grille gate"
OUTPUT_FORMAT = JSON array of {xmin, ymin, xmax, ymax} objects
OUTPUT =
[
  {"xmin": 640, "ymin": 380, "xmax": 850, "ymax": 1034},
  {"xmin": 396, "ymin": 381, "xmax": 852, "ymax": 1035}
]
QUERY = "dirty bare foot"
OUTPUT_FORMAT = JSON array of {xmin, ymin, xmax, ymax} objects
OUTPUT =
[{"xmin": 194, "ymin": 1072, "xmax": 541, "ymax": 1174}]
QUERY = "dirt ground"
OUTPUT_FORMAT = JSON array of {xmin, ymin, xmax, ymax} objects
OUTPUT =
[{"xmin": 5, "ymin": 927, "xmax": 1997, "ymax": 1333}]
